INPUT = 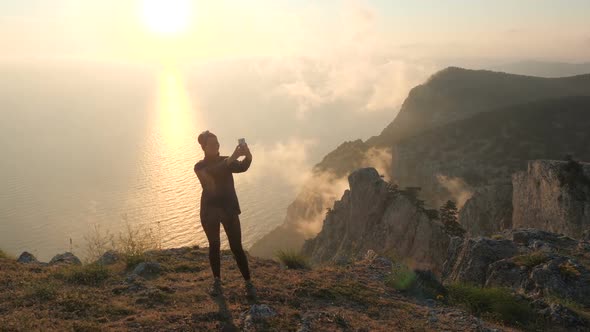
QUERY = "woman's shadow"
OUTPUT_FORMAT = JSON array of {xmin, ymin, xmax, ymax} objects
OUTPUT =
[{"xmin": 211, "ymin": 289, "xmax": 258, "ymax": 331}]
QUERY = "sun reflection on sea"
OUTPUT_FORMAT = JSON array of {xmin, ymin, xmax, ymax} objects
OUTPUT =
[{"xmin": 126, "ymin": 67, "xmax": 207, "ymax": 250}]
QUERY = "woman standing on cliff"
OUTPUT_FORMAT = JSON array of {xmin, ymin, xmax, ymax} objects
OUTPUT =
[{"xmin": 194, "ymin": 130, "xmax": 256, "ymax": 300}]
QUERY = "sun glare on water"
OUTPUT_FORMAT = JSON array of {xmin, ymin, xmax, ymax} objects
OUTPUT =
[{"xmin": 141, "ymin": 0, "xmax": 192, "ymax": 36}]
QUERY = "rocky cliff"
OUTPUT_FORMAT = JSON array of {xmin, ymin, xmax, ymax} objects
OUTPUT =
[
  {"xmin": 512, "ymin": 160, "xmax": 590, "ymax": 239},
  {"xmin": 458, "ymin": 185, "xmax": 513, "ymax": 237},
  {"xmin": 302, "ymin": 168, "xmax": 452, "ymax": 274},
  {"xmin": 251, "ymin": 68, "xmax": 590, "ymax": 258}
]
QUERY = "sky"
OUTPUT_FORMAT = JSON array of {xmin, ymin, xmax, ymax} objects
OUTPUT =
[{"xmin": 1, "ymin": 0, "xmax": 589, "ymax": 64}]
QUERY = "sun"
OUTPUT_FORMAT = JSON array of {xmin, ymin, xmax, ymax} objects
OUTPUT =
[{"xmin": 141, "ymin": 0, "xmax": 192, "ymax": 36}]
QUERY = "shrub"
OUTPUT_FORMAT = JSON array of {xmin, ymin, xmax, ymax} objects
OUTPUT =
[
  {"xmin": 447, "ymin": 284, "xmax": 535, "ymax": 326},
  {"xmin": 385, "ymin": 264, "xmax": 416, "ymax": 291},
  {"xmin": 84, "ymin": 217, "xmax": 162, "ymax": 265},
  {"xmin": 275, "ymin": 250, "xmax": 310, "ymax": 270}
]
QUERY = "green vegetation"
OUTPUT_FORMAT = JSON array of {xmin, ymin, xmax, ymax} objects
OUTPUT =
[
  {"xmin": 440, "ymin": 200, "xmax": 466, "ymax": 237},
  {"xmin": 275, "ymin": 250, "xmax": 310, "ymax": 270},
  {"xmin": 512, "ymin": 251, "xmax": 550, "ymax": 269},
  {"xmin": 385, "ymin": 264, "xmax": 416, "ymax": 291},
  {"xmin": 385, "ymin": 264, "xmax": 447, "ymax": 301},
  {"xmin": 54, "ymin": 264, "xmax": 111, "ymax": 286},
  {"xmin": 447, "ymin": 284, "xmax": 536, "ymax": 326}
]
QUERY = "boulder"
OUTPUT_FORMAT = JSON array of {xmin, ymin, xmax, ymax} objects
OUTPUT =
[
  {"xmin": 96, "ymin": 250, "xmax": 120, "ymax": 266},
  {"xmin": 132, "ymin": 262, "xmax": 162, "ymax": 279},
  {"xmin": 443, "ymin": 237, "xmax": 518, "ymax": 286},
  {"xmin": 17, "ymin": 252, "xmax": 39, "ymax": 264},
  {"xmin": 49, "ymin": 252, "xmax": 82, "ymax": 266}
]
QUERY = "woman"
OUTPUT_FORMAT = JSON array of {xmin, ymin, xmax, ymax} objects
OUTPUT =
[{"xmin": 194, "ymin": 130, "xmax": 256, "ymax": 299}]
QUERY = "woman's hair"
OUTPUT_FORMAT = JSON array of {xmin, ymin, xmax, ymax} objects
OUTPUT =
[{"xmin": 198, "ymin": 130, "xmax": 217, "ymax": 148}]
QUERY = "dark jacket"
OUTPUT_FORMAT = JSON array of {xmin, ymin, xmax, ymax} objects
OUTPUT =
[{"xmin": 194, "ymin": 155, "xmax": 251, "ymax": 217}]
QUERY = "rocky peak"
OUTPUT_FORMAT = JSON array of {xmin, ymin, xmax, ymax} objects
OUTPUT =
[{"xmin": 302, "ymin": 167, "xmax": 452, "ymax": 274}]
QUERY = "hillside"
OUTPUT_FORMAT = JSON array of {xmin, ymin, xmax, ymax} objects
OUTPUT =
[
  {"xmin": 0, "ymin": 248, "xmax": 514, "ymax": 331},
  {"xmin": 250, "ymin": 68, "xmax": 590, "ymax": 258},
  {"xmin": 392, "ymin": 96, "xmax": 590, "ymax": 206},
  {"xmin": 368, "ymin": 67, "xmax": 590, "ymax": 147}
]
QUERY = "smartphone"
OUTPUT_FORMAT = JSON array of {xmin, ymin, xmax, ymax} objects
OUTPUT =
[{"xmin": 238, "ymin": 138, "xmax": 246, "ymax": 146}]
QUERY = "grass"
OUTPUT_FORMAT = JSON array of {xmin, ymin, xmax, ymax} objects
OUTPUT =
[
  {"xmin": 321, "ymin": 280, "xmax": 376, "ymax": 304},
  {"xmin": 546, "ymin": 293, "xmax": 590, "ymax": 322},
  {"xmin": 84, "ymin": 217, "xmax": 162, "ymax": 263},
  {"xmin": 447, "ymin": 283, "xmax": 536, "ymax": 327},
  {"xmin": 275, "ymin": 250, "xmax": 310, "ymax": 270},
  {"xmin": 54, "ymin": 264, "xmax": 111, "ymax": 286},
  {"xmin": 558, "ymin": 261, "xmax": 581, "ymax": 279},
  {"xmin": 25, "ymin": 282, "xmax": 59, "ymax": 302},
  {"xmin": 512, "ymin": 251, "xmax": 550, "ymax": 269}
]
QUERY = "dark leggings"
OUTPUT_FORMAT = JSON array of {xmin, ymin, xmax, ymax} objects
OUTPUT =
[{"xmin": 200, "ymin": 208, "xmax": 251, "ymax": 281}]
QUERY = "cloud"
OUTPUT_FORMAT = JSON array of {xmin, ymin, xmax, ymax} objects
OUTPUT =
[
  {"xmin": 292, "ymin": 146, "xmax": 393, "ymax": 239},
  {"xmin": 436, "ymin": 175, "xmax": 474, "ymax": 209},
  {"xmin": 242, "ymin": 138, "xmax": 317, "ymax": 189},
  {"xmin": 361, "ymin": 147, "xmax": 392, "ymax": 180}
]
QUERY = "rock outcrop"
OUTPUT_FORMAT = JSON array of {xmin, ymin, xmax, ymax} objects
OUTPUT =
[
  {"xmin": 458, "ymin": 184, "xmax": 513, "ymax": 237},
  {"xmin": 249, "ymin": 140, "xmax": 373, "ymax": 258},
  {"xmin": 302, "ymin": 168, "xmax": 452, "ymax": 274},
  {"xmin": 444, "ymin": 229, "xmax": 590, "ymax": 309},
  {"xmin": 442, "ymin": 237, "xmax": 519, "ymax": 286},
  {"xmin": 512, "ymin": 160, "xmax": 590, "ymax": 239}
]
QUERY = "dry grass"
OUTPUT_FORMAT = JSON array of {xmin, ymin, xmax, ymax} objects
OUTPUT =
[
  {"xmin": 512, "ymin": 251, "xmax": 550, "ymax": 269},
  {"xmin": 0, "ymin": 248, "xmax": 12, "ymax": 260},
  {"xmin": 83, "ymin": 217, "xmax": 162, "ymax": 267},
  {"xmin": 0, "ymin": 247, "xmax": 520, "ymax": 331}
]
